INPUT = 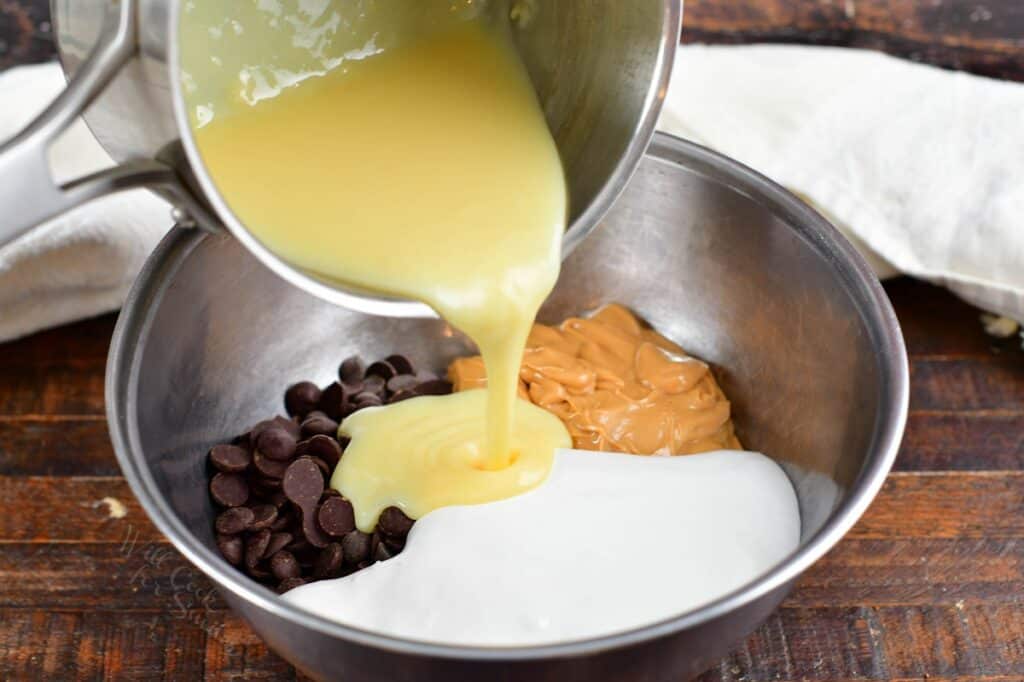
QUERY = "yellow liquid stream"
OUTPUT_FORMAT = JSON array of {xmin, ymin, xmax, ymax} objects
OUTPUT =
[{"xmin": 191, "ymin": 17, "xmax": 571, "ymax": 529}]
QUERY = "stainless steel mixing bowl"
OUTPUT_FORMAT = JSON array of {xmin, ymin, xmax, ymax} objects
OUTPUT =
[{"xmin": 107, "ymin": 133, "xmax": 909, "ymax": 681}]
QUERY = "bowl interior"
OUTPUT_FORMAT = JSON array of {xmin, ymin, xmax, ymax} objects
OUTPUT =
[{"xmin": 112, "ymin": 134, "xmax": 905, "ymax": 648}]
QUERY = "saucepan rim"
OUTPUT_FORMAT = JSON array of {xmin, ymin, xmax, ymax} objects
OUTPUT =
[{"xmin": 106, "ymin": 132, "xmax": 909, "ymax": 661}]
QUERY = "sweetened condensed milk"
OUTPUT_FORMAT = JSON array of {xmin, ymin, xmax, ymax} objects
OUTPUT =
[{"xmin": 189, "ymin": 9, "xmax": 570, "ymax": 529}]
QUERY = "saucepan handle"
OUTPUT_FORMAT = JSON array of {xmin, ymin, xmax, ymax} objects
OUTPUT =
[{"xmin": 0, "ymin": 0, "xmax": 191, "ymax": 247}]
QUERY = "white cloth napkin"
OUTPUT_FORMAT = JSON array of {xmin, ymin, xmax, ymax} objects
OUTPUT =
[
  {"xmin": 0, "ymin": 63, "xmax": 169, "ymax": 342},
  {"xmin": 660, "ymin": 44, "xmax": 1024, "ymax": 324},
  {"xmin": 2, "ymin": 47, "xmax": 1023, "ymax": 343}
]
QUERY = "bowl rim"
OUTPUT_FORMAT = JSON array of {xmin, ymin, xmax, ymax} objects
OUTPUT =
[{"xmin": 106, "ymin": 132, "xmax": 909, "ymax": 661}]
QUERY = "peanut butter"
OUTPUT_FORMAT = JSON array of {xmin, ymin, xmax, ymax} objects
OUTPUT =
[{"xmin": 449, "ymin": 304, "xmax": 742, "ymax": 456}]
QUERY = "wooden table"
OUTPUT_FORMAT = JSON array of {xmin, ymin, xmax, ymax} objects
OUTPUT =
[{"xmin": 1, "ymin": 1, "xmax": 1023, "ymax": 680}]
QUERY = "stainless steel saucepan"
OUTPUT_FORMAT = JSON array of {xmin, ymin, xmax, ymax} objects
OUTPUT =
[{"xmin": 0, "ymin": 0, "xmax": 680, "ymax": 317}]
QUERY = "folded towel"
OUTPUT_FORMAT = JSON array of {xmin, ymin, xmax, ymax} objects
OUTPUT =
[
  {"xmin": 2, "ymin": 47, "xmax": 1023, "ymax": 343},
  {"xmin": 0, "ymin": 63, "xmax": 169, "ymax": 342},
  {"xmin": 661, "ymin": 44, "xmax": 1024, "ymax": 324}
]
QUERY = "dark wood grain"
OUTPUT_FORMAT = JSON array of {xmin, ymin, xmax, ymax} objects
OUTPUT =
[
  {"xmin": 0, "ymin": 314, "xmax": 112, "ymax": 415},
  {"xmin": 682, "ymin": 0, "xmax": 1024, "ymax": 81},
  {"xmin": 794, "ymin": 537, "xmax": 1024, "ymax": 607},
  {"xmin": 697, "ymin": 604, "xmax": 1024, "ymax": 682},
  {"xmin": 851, "ymin": 473, "xmax": 1024, "ymax": 540},
  {"xmin": 910, "ymin": 358, "xmax": 1024, "ymax": 412},
  {"xmin": 0, "ymin": 477, "xmax": 155, "ymax": 543},
  {"xmin": 0, "ymin": 610, "xmax": 293, "ymax": 681},
  {"xmin": 884, "ymin": 278, "xmax": 1024, "ymax": 357},
  {"xmin": 0, "ymin": 417, "xmax": 115, "ymax": 476},
  {"xmin": 897, "ymin": 412, "xmax": 1024, "ymax": 471}
]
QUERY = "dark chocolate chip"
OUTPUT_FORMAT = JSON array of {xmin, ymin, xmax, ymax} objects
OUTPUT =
[
  {"xmin": 301, "ymin": 508, "xmax": 331, "ymax": 549},
  {"xmin": 273, "ymin": 415, "xmax": 302, "ymax": 440},
  {"xmin": 338, "ymin": 356, "xmax": 365, "ymax": 385},
  {"xmin": 264, "ymin": 532, "xmax": 293, "ymax": 559},
  {"xmin": 285, "ymin": 381, "xmax": 322, "ymax": 418},
  {"xmin": 318, "ymin": 382, "xmax": 350, "ymax": 421},
  {"xmin": 216, "ymin": 534, "xmax": 243, "ymax": 565},
  {"xmin": 369, "ymin": 532, "xmax": 381, "ymax": 562},
  {"xmin": 415, "ymin": 379, "xmax": 453, "ymax": 396},
  {"xmin": 387, "ymin": 389, "xmax": 416, "ymax": 404},
  {"xmin": 283, "ymin": 457, "xmax": 324, "ymax": 507},
  {"xmin": 300, "ymin": 414, "xmax": 339, "ymax": 439},
  {"xmin": 293, "ymin": 549, "xmax": 319, "ymax": 569},
  {"xmin": 296, "ymin": 435, "xmax": 344, "ymax": 469},
  {"xmin": 313, "ymin": 543, "xmax": 345, "ymax": 578},
  {"xmin": 256, "ymin": 426, "xmax": 297, "ymax": 461},
  {"xmin": 341, "ymin": 530, "xmax": 371, "ymax": 564},
  {"xmin": 365, "ymin": 360, "xmax": 396, "ymax": 381},
  {"xmin": 361, "ymin": 375, "xmax": 386, "ymax": 397},
  {"xmin": 248, "ymin": 564, "xmax": 273, "ymax": 581},
  {"xmin": 353, "ymin": 392, "xmax": 383, "ymax": 408},
  {"xmin": 373, "ymin": 539, "xmax": 395, "ymax": 562},
  {"xmin": 215, "ymin": 507, "xmax": 255, "ymax": 535},
  {"xmin": 270, "ymin": 550, "xmax": 301, "ymax": 581},
  {"xmin": 310, "ymin": 456, "xmax": 331, "ymax": 478},
  {"xmin": 209, "ymin": 444, "xmax": 251, "ymax": 473},
  {"xmin": 381, "ymin": 534, "xmax": 406, "ymax": 552},
  {"xmin": 386, "ymin": 374, "xmax": 419, "ymax": 394},
  {"xmin": 210, "ymin": 473, "xmax": 249, "ymax": 507},
  {"xmin": 249, "ymin": 419, "xmax": 275, "ymax": 443},
  {"xmin": 277, "ymin": 577, "xmax": 307, "ymax": 593},
  {"xmin": 288, "ymin": 537, "xmax": 312, "ymax": 553},
  {"xmin": 283, "ymin": 458, "xmax": 330, "ymax": 549},
  {"xmin": 385, "ymin": 354, "xmax": 414, "ymax": 376},
  {"xmin": 277, "ymin": 506, "xmax": 300, "ymax": 528},
  {"xmin": 268, "ymin": 490, "xmax": 289, "ymax": 509},
  {"xmin": 250, "ymin": 474, "xmax": 283, "ymax": 492},
  {"xmin": 232, "ymin": 432, "xmax": 252, "ymax": 451},
  {"xmin": 245, "ymin": 528, "xmax": 271, "ymax": 567},
  {"xmin": 253, "ymin": 452, "xmax": 290, "ymax": 479},
  {"xmin": 377, "ymin": 506, "xmax": 414, "ymax": 538},
  {"xmin": 248, "ymin": 504, "xmax": 278, "ymax": 531},
  {"xmin": 318, "ymin": 497, "xmax": 356, "ymax": 537},
  {"xmin": 269, "ymin": 513, "xmax": 290, "ymax": 532}
]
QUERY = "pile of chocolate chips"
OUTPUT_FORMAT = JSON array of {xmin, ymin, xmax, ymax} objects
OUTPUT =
[{"xmin": 206, "ymin": 354, "xmax": 452, "ymax": 593}]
